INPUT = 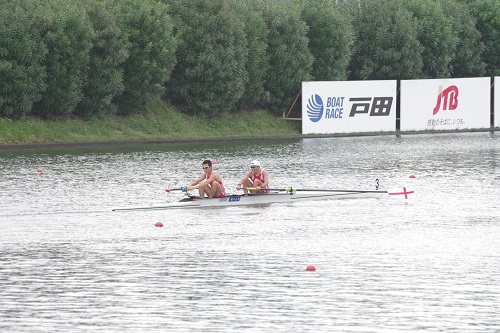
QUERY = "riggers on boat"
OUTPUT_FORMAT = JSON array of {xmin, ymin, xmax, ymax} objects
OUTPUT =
[{"xmin": 112, "ymin": 187, "xmax": 414, "ymax": 211}]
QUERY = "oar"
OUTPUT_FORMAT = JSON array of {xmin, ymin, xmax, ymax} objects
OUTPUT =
[
  {"xmin": 240, "ymin": 187, "xmax": 282, "ymax": 192},
  {"xmin": 165, "ymin": 186, "xmax": 188, "ymax": 193},
  {"xmin": 243, "ymin": 187, "xmax": 387, "ymax": 193},
  {"xmin": 292, "ymin": 188, "xmax": 387, "ymax": 193}
]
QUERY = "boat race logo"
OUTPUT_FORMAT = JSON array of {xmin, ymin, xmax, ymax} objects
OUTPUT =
[
  {"xmin": 306, "ymin": 94, "xmax": 324, "ymax": 122},
  {"xmin": 307, "ymin": 94, "xmax": 348, "ymax": 122},
  {"xmin": 307, "ymin": 93, "xmax": 393, "ymax": 123},
  {"xmin": 433, "ymin": 85, "xmax": 458, "ymax": 115}
]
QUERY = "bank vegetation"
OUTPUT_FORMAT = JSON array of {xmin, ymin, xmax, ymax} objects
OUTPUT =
[{"xmin": 0, "ymin": 0, "xmax": 499, "ymax": 143}]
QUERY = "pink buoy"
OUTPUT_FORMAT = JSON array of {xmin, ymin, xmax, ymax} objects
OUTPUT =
[
  {"xmin": 409, "ymin": 175, "xmax": 416, "ymax": 178},
  {"xmin": 155, "ymin": 222, "xmax": 163, "ymax": 227},
  {"xmin": 212, "ymin": 161, "xmax": 218, "ymax": 164},
  {"xmin": 306, "ymin": 265, "xmax": 316, "ymax": 272},
  {"xmin": 37, "ymin": 168, "xmax": 43, "ymax": 173}
]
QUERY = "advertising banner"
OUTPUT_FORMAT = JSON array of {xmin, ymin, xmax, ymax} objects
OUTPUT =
[
  {"xmin": 495, "ymin": 77, "xmax": 499, "ymax": 128},
  {"xmin": 400, "ymin": 77, "xmax": 490, "ymax": 131},
  {"xmin": 302, "ymin": 80, "xmax": 397, "ymax": 134}
]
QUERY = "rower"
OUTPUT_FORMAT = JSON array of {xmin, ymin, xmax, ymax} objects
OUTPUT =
[
  {"xmin": 187, "ymin": 159, "xmax": 226, "ymax": 198},
  {"xmin": 236, "ymin": 160, "xmax": 270, "ymax": 195}
]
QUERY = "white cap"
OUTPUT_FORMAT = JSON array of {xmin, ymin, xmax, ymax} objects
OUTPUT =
[{"xmin": 250, "ymin": 160, "xmax": 261, "ymax": 167}]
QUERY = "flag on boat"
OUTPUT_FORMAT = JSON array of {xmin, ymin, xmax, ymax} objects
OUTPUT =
[{"xmin": 387, "ymin": 187, "xmax": 415, "ymax": 199}]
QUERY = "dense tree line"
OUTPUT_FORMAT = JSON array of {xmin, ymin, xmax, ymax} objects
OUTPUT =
[{"xmin": 0, "ymin": 0, "xmax": 499, "ymax": 120}]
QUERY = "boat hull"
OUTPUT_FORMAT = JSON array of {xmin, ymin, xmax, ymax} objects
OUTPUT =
[{"xmin": 112, "ymin": 190, "xmax": 388, "ymax": 211}]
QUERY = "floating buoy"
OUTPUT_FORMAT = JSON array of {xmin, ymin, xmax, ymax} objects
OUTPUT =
[
  {"xmin": 212, "ymin": 161, "xmax": 218, "ymax": 165},
  {"xmin": 409, "ymin": 175, "xmax": 416, "ymax": 178},
  {"xmin": 306, "ymin": 265, "xmax": 316, "ymax": 272},
  {"xmin": 155, "ymin": 222, "xmax": 163, "ymax": 227},
  {"xmin": 37, "ymin": 168, "xmax": 43, "ymax": 173}
]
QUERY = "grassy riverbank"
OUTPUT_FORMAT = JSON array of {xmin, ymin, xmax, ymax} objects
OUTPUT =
[{"xmin": 0, "ymin": 101, "xmax": 301, "ymax": 145}]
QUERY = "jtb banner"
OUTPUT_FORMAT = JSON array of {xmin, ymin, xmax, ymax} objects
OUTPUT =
[
  {"xmin": 400, "ymin": 77, "xmax": 490, "ymax": 131},
  {"xmin": 302, "ymin": 80, "xmax": 396, "ymax": 134}
]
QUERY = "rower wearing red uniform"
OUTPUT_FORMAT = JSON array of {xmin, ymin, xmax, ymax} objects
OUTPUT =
[
  {"xmin": 236, "ymin": 160, "xmax": 269, "ymax": 195},
  {"xmin": 187, "ymin": 160, "xmax": 226, "ymax": 198}
]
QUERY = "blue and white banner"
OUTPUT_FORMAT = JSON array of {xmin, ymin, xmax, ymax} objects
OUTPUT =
[
  {"xmin": 400, "ymin": 77, "xmax": 490, "ymax": 131},
  {"xmin": 302, "ymin": 80, "xmax": 397, "ymax": 134}
]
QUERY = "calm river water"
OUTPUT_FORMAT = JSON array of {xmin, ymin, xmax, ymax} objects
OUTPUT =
[{"xmin": 1, "ymin": 132, "xmax": 499, "ymax": 332}]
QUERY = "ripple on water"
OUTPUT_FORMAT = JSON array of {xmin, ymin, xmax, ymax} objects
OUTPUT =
[{"xmin": 1, "ymin": 133, "xmax": 499, "ymax": 332}]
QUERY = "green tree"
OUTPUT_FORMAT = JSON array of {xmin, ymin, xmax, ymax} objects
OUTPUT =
[
  {"xmin": 255, "ymin": 0, "xmax": 313, "ymax": 113},
  {"xmin": 403, "ymin": 0, "xmax": 458, "ymax": 78},
  {"xmin": 33, "ymin": 0, "xmax": 93, "ymax": 118},
  {"xmin": 439, "ymin": 0, "xmax": 485, "ymax": 78},
  {"xmin": 299, "ymin": 0, "xmax": 354, "ymax": 81},
  {"xmin": 164, "ymin": 0, "xmax": 247, "ymax": 116},
  {"xmin": 76, "ymin": 0, "xmax": 129, "ymax": 118},
  {"xmin": 230, "ymin": 0, "xmax": 269, "ymax": 109},
  {"xmin": 0, "ymin": 0, "xmax": 47, "ymax": 119},
  {"xmin": 343, "ymin": 0, "xmax": 423, "ymax": 80},
  {"xmin": 112, "ymin": 0, "xmax": 177, "ymax": 115},
  {"xmin": 461, "ymin": 0, "xmax": 500, "ymax": 76}
]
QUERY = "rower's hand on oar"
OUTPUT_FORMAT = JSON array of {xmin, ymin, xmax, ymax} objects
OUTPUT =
[{"xmin": 187, "ymin": 185, "xmax": 196, "ymax": 191}]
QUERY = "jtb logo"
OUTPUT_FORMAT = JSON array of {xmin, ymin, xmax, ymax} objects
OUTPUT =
[
  {"xmin": 433, "ymin": 85, "xmax": 458, "ymax": 115},
  {"xmin": 349, "ymin": 97, "xmax": 393, "ymax": 117}
]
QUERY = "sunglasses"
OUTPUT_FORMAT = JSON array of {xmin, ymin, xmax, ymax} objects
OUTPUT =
[
  {"xmin": 250, "ymin": 166, "xmax": 257, "ymax": 169},
  {"xmin": 202, "ymin": 166, "xmax": 210, "ymax": 169}
]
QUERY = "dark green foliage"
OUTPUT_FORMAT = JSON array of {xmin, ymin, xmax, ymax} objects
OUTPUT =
[
  {"xmin": 1, "ymin": 0, "xmax": 500, "ymax": 122},
  {"xmin": 75, "ymin": 0, "xmax": 129, "ymax": 118},
  {"xmin": 0, "ymin": 0, "xmax": 47, "ymax": 119},
  {"xmin": 112, "ymin": 0, "xmax": 177, "ymax": 115},
  {"xmin": 342, "ymin": 0, "xmax": 423, "ymax": 80},
  {"xmin": 461, "ymin": 0, "xmax": 500, "ymax": 76},
  {"xmin": 440, "ymin": 0, "xmax": 485, "ymax": 77},
  {"xmin": 403, "ymin": 0, "xmax": 458, "ymax": 79},
  {"xmin": 164, "ymin": 0, "xmax": 247, "ymax": 116},
  {"xmin": 32, "ymin": 0, "xmax": 93, "ymax": 119},
  {"xmin": 299, "ymin": 0, "xmax": 354, "ymax": 81},
  {"xmin": 256, "ymin": 0, "xmax": 313, "ymax": 113},
  {"xmin": 230, "ymin": 0, "xmax": 270, "ymax": 109}
]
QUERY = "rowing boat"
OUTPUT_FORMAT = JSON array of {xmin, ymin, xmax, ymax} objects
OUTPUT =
[{"xmin": 112, "ymin": 187, "xmax": 413, "ymax": 211}]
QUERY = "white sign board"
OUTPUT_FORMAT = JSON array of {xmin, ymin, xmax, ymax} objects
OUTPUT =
[
  {"xmin": 302, "ymin": 80, "xmax": 396, "ymax": 134},
  {"xmin": 400, "ymin": 77, "xmax": 490, "ymax": 131},
  {"xmin": 495, "ymin": 77, "xmax": 499, "ymax": 128}
]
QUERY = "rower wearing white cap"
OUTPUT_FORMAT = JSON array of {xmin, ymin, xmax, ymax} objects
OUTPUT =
[{"xmin": 236, "ymin": 160, "xmax": 269, "ymax": 195}]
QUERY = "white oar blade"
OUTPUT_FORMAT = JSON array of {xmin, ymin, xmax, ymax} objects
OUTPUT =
[{"xmin": 388, "ymin": 187, "xmax": 415, "ymax": 199}]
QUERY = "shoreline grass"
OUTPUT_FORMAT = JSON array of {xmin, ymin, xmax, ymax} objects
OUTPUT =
[
  {"xmin": 3, "ymin": 102, "xmax": 495, "ymax": 148},
  {"xmin": 0, "ymin": 101, "xmax": 301, "ymax": 145}
]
